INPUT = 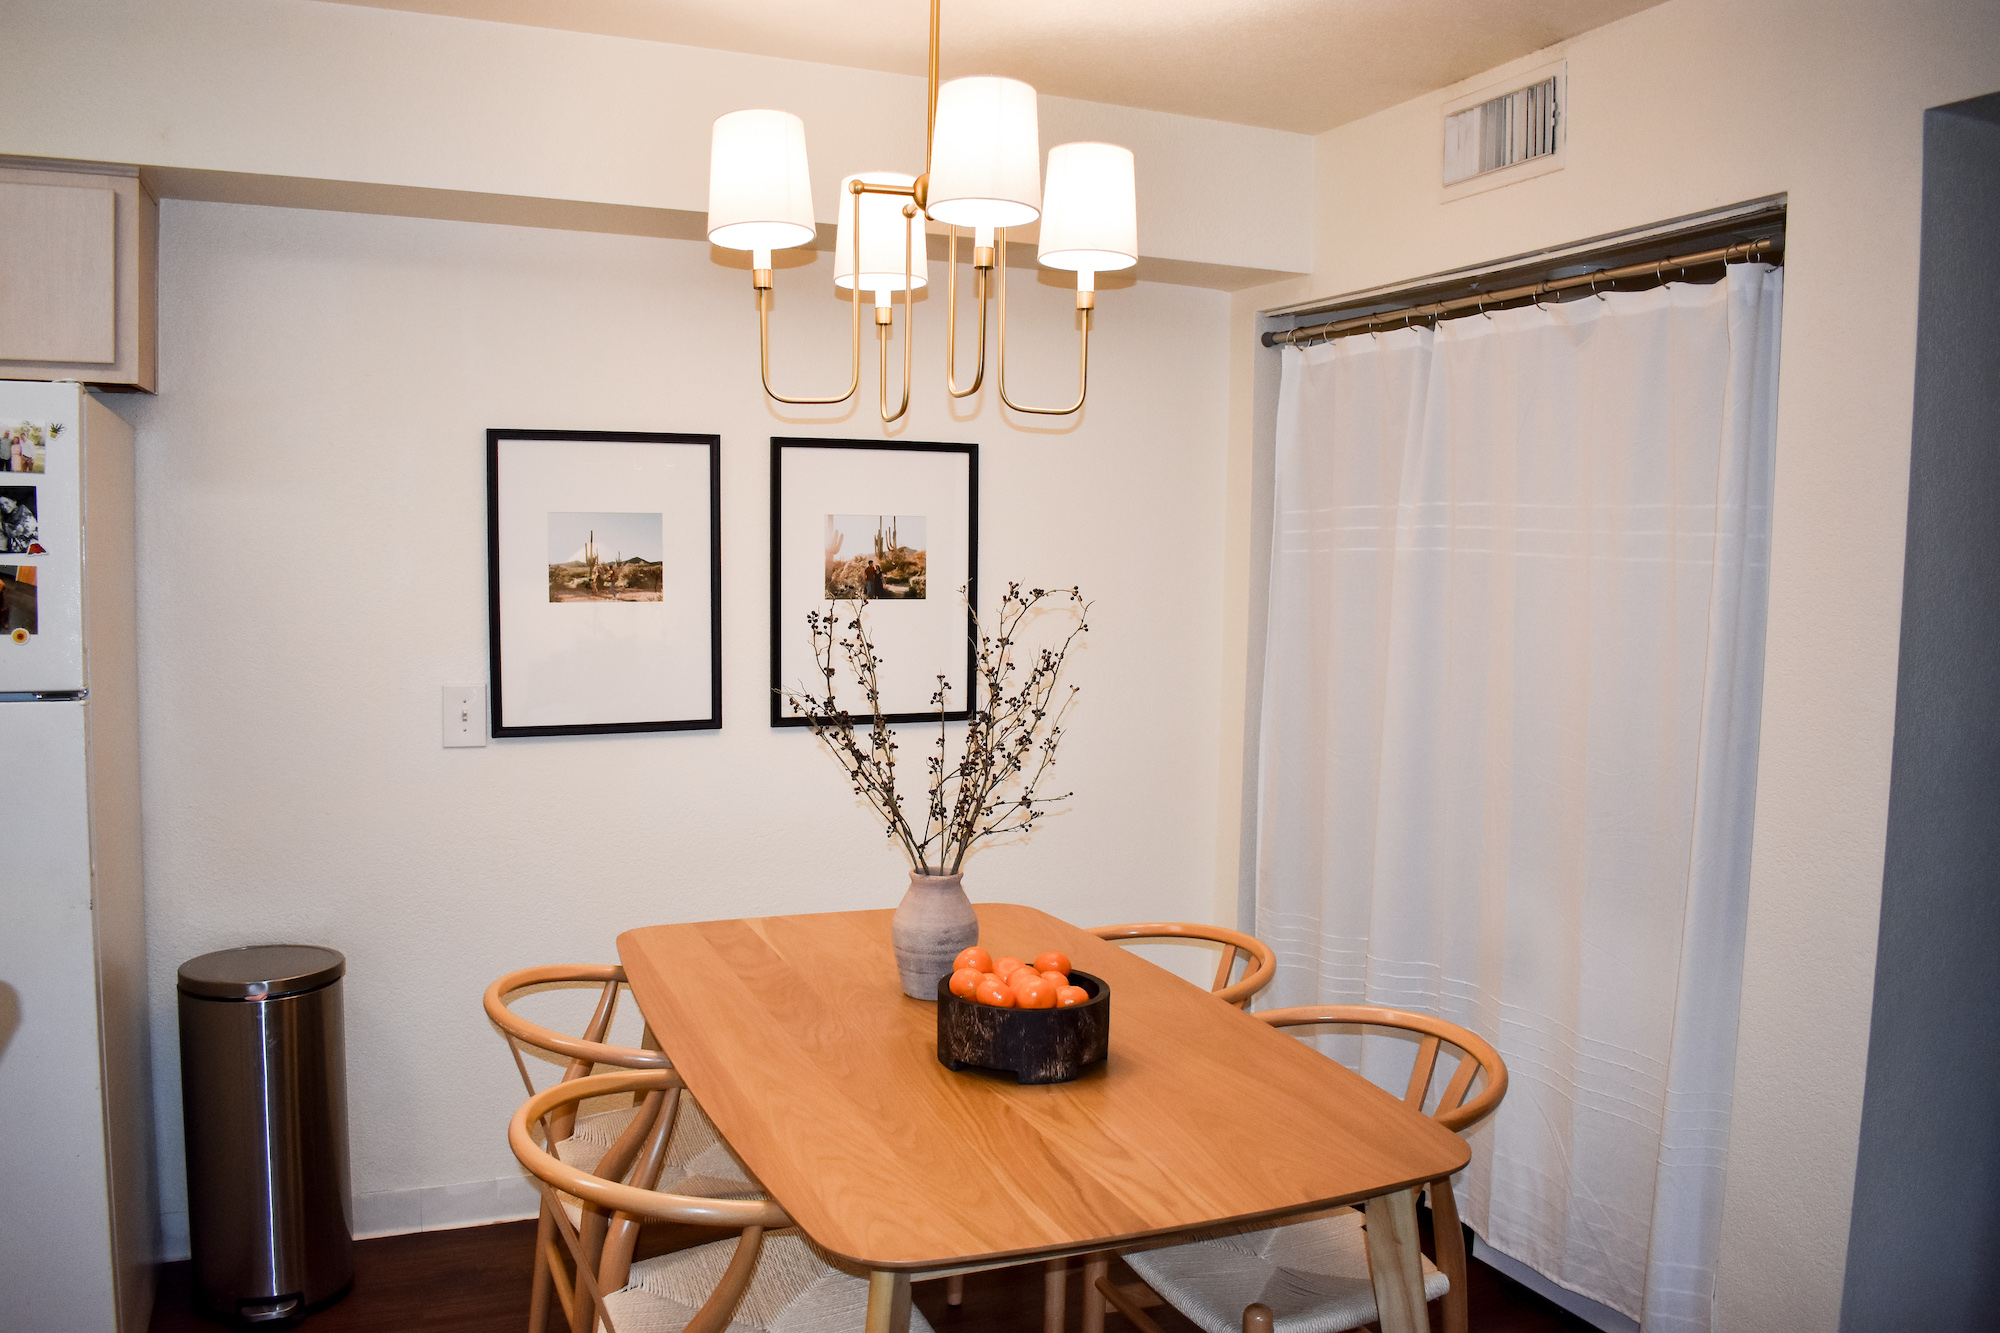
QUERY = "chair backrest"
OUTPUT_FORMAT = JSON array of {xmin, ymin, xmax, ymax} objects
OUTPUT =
[
  {"xmin": 485, "ymin": 964, "xmax": 671, "ymax": 1142},
  {"xmin": 1088, "ymin": 922, "xmax": 1277, "ymax": 1007},
  {"xmin": 1257, "ymin": 1005, "xmax": 1507, "ymax": 1134},
  {"xmin": 510, "ymin": 1070, "xmax": 794, "ymax": 1333}
]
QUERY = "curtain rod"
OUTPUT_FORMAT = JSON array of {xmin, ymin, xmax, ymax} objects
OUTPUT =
[{"xmin": 1263, "ymin": 238, "xmax": 1777, "ymax": 348}]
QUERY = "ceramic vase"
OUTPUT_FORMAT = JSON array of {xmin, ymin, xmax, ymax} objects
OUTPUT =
[{"xmin": 891, "ymin": 870, "xmax": 979, "ymax": 1000}]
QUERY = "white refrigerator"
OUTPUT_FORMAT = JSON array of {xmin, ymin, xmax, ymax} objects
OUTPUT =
[{"xmin": 0, "ymin": 380, "xmax": 156, "ymax": 1331}]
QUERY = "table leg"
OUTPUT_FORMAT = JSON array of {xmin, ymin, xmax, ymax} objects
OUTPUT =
[
  {"xmin": 1080, "ymin": 1252, "xmax": 1110, "ymax": 1333},
  {"xmin": 866, "ymin": 1271, "xmax": 913, "ymax": 1333},
  {"xmin": 1042, "ymin": 1257, "xmax": 1069, "ymax": 1333},
  {"xmin": 1363, "ymin": 1190, "xmax": 1427, "ymax": 1333}
]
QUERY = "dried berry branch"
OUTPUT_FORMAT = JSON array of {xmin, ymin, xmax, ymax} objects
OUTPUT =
[{"xmin": 782, "ymin": 585, "xmax": 1089, "ymax": 875}]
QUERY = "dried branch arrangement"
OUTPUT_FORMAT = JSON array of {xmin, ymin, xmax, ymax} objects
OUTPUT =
[{"xmin": 785, "ymin": 584, "xmax": 1089, "ymax": 875}]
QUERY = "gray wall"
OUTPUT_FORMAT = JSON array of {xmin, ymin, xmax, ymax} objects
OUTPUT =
[{"xmin": 1840, "ymin": 91, "xmax": 2000, "ymax": 1330}]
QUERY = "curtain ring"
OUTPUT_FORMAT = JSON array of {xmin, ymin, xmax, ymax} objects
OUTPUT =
[{"xmin": 1590, "ymin": 275, "xmax": 1606, "ymax": 302}]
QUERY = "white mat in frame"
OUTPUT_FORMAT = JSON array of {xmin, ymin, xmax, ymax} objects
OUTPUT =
[
  {"xmin": 487, "ymin": 428, "xmax": 721, "ymax": 736},
  {"xmin": 769, "ymin": 437, "xmax": 978, "ymax": 727}
]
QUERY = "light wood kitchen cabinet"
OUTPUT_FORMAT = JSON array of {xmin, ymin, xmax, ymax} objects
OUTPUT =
[{"xmin": 0, "ymin": 160, "xmax": 157, "ymax": 392}]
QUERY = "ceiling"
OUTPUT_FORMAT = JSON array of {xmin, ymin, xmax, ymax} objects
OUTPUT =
[{"xmin": 311, "ymin": 0, "xmax": 1666, "ymax": 135}]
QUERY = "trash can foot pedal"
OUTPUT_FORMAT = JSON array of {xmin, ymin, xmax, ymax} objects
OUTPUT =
[{"xmin": 239, "ymin": 1294, "xmax": 302, "ymax": 1323}]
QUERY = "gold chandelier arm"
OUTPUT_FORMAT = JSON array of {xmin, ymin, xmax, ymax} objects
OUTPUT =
[
  {"xmin": 996, "ymin": 228, "xmax": 1090, "ymax": 416},
  {"xmin": 878, "ymin": 203, "xmax": 917, "ymax": 423},
  {"xmin": 757, "ymin": 188, "xmax": 863, "ymax": 407},
  {"xmin": 759, "ymin": 286, "xmax": 861, "ymax": 406},
  {"xmin": 945, "ymin": 226, "xmax": 988, "ymax": 398}
]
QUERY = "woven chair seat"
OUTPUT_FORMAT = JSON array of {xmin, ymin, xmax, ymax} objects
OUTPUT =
[
  {"xmin": 601, "ymin": 1229, "xmax": 940, "ymax": 1333},
  {"xmin": 552, "ymin": 1096, "xmax": 763, "ymax": 1226},
  {"xmin": 1122, "ymin": 1208, "xmax": 1448, "ymax": 1333}
]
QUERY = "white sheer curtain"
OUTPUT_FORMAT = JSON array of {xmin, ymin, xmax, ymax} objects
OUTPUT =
[{"xmin": 1256, "ymin": 266, "xmax": 1782, "ymax": 1330}]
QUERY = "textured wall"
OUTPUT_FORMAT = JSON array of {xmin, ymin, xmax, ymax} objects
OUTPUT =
[
  {"xmin": 1840, "ymin": 93, "xmax": 2000, "ymax": 1330},
  {"xmin": 1218, "ymin": 1, "xmax": 2000, "ymax": 1325},
  {"xmin": 125, "ymin": 200, "xmax": 1230, "ymax": 1255},
  {"xmin": 2, "ymin": 0, "xmax": 1313, "ymax": 277}
]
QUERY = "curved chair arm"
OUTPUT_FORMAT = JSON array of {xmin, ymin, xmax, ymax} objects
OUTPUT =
[
  {"xmin": 484, "ymin": 964, "xmax": 673, "ymax": 1071},
  {"xmin": 1259, "ymin": 1005, "xmax": 1508, "ymax": 1134},
  {"xmin": 510, "ymin": 1071, "xmax": 793, "ymax": 1230},
  {"xmin": 1088, "ymin": 923, "xmax": 1277, "ymax": 1007}
]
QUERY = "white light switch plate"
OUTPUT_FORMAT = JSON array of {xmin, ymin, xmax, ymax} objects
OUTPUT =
[{"xmin": 443, "ymin": 685, "xmax": 487, "ymax": 747}]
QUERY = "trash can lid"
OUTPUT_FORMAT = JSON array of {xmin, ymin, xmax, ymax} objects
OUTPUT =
[{"xmin": 178, "ymin": 945, "xmax": 346, "ymax": 1000}]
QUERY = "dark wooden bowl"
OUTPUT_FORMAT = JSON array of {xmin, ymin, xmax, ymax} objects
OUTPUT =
[{"xmin": 935, "ymin": 970, "xmax": 1110, "ymax": 1085}]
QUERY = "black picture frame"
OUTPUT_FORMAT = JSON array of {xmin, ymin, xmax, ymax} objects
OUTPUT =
[
  {"xmin": 769, "ymin": 437, "xmax": 979, "ymax": 728},
  {"xmin": 486, "ymin": 428, "xmax": 722, "ymax": 737}
]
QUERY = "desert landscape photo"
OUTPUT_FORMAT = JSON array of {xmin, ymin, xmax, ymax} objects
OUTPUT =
[
  {"xmin": 825, "ymin": 514, "xmax": 927, "ymax": 600},
  {"xmin": 548, "ymin": 510, "xmax": 665, "ymax": 602}
]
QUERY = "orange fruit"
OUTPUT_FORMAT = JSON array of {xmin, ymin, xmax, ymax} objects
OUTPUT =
[
  {"xmin": 955, "ymin": 946, "xmax": 993, "ymax": 973},
  {"xmin": 1034, "ymin": 951, "xmax": 1071, "ymax": 975},
  {"xmin": 1015, "ymin": 977, "xmax": 1057, "ymax": 1009},
  {"xmin": 949, "ymin": 968, "xmax": 983, "ymax": 1000},
  {"xmin": 974, "ymin": 979, "xmax": 1017, "ymax": 1008},
  {"xmin": 1039, "ymin": 969, "xmax": 1068, "ymax": 988},
  {"xmin": 1055, "ymin": 985, "xmax": 1089, "ymax": 1008},
  {"xmin": 992, "ymin": 956, "xmax": 1027, "ymax": 981}
]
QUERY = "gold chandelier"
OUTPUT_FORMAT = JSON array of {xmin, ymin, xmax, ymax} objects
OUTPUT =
[{"xmin": 705, "ymin": 1, "xmax": 1137, "ymax": 421}]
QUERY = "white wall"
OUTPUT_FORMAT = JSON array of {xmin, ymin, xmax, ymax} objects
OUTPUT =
[
  {"xmin": 4, "ymin": 0, "xmax": 1313, "ymax": 279},
  {"xmin": 125, "ymin": 199, "xmax": 1231, "ymax": 1253},
  {"xmin": 1220, "ymin": 0, "xmax": 2000, "ymax": 1326}
]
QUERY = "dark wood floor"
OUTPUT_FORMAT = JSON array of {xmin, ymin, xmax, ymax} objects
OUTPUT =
[{"xmin": 151, "ymin": 1211, "xmax": 1599, "ymax": 1333}]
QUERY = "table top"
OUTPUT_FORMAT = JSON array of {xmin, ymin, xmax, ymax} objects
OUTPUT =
[{"xmin": 617, "ymin": 903, "xmax": 1468, "ymax": 1272}]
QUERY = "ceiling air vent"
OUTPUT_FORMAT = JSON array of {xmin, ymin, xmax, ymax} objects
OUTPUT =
[{"xmin": 1441, "ymin": 63, "xmax": 1564, "ymax": 196}]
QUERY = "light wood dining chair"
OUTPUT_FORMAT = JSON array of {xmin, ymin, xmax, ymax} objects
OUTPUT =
[
  {"xmin": 486, "ymin": 965, "xmax": 763, "ymax": 1333},
  {"xmin": 1095, "ymin": 1007, "xmax": 1508, "ymax": 1333},
  {"xmin": 1086, "ymin": 923, "xmax": 1277, "ymax": 1008},
  {"xmin": 510, "ymin": 1069, "xmax": 942, "ymax": 1333},
  {"xmin": 945, "ymin": 924, "xmax": 1279, "ymax": 1324}
]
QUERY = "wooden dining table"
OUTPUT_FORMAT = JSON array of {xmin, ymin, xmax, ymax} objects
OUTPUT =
[{"xmin": 617, "ymin": 903, "xmax": 1468, "ymax": 1333}]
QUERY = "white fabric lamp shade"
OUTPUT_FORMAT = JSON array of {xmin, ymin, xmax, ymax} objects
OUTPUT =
[
  {"xmin": 1038, "ymin": 142, "xmax": 1137, "ymax": 273},
  {"xmin": 925, "ymin": 77, "xmax": 1042, "ymax": 229},
  {"xmin": 708, "ymin": 109, "xmax": 817, "ymax": 252},
  {"xmin": 833, "ymin": 172, "xmax": 929, "ymax": 293}
]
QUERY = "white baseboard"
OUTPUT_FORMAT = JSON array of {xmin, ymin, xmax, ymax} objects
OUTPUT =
[
  {"xmin": 1472, "ymin": 1237, "xmax": 1639, "ymax": 1333},
  {"xmin": 156, "ymin": 1174, "xmax": 540, "ymax": 1263},
  {"xmin": 354, "ymin": 1172, "xmax": 541, "ymax": 1238}
]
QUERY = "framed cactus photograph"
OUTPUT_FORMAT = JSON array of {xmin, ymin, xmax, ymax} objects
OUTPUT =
[
  {"xmin": 824, "ymin": 514, "xmax": 927, "ymax": 600},
  {"xmin": 547, "ymin": 511, "xmax": 665, "ymax": 603},
  {"xmin": 486, "ymin": 429, "xmax": 721, "ymax": 737},
  {"xmin": 770, "ymin": 438, "xmax": 977, "ymax": 729}
]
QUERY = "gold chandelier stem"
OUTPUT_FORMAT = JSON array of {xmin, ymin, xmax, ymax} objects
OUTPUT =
[
  {"xmin": 879, "ymin": 203, "xmax": 916, "ymax": 423},
  {"xmin": 926, "ymin": 0, "xmax": 940, "ymax": 176},
  {"xmin": 996, "ymin": 228, "xmax": 1090, "ymax": 415},
  {"xmin": 757, "ymin": 188, "xmax": 863, "ymax": 406},
  {"xmin": 944, "ymin": 225, "xmax": 988, "ymax": 398}
]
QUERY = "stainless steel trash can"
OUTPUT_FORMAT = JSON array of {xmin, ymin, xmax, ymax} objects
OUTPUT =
[{"xmin": 178, "ymin": 945, "xmax": 354, "ymax": 1324}]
